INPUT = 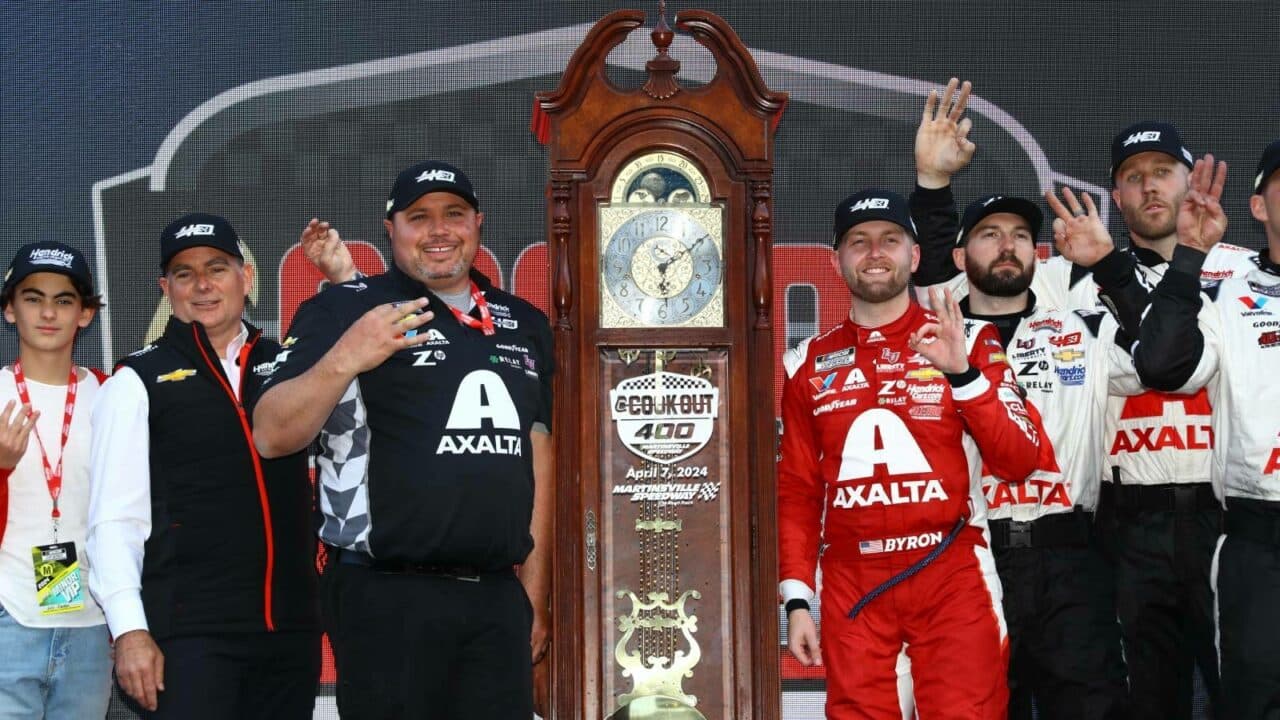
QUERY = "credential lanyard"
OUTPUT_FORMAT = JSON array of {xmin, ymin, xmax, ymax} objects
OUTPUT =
[
  {"xmin": 448, "ymin": 281, "xmax": 496, "ymax": 336},
  {"xmin": 13, "ymin": 361, "xmax": 77, "ymax": 540}
]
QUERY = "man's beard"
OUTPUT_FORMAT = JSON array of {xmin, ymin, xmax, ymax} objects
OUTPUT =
[
  {"xmin": 410, "ymin": 259, "xmax": 465, "ymax": 285},
  {"xmin": 1121, "ymin": 192, "xmax": 1184, "ymax": 243},
  {"xmin": 844, "ymin": 263, "xmax": 909, "ymax": 304},
  {"xmin": 967, "ymin": 251, "xmax": 1034, "ymax": 297}
]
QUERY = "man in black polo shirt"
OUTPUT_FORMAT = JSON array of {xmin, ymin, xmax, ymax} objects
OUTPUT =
[{"xmin": 253, "ymin": 160, "xmax": 554, "ymax": 719}]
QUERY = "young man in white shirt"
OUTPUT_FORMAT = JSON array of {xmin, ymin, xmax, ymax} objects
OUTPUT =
[{"xmin": 0, "ymin": 241, "xmax": 110, "ymax": 719}]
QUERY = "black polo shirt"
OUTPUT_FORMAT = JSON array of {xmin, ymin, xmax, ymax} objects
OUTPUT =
[{"xmin": 264, "ymin": 264, "xmax": 553, "ymax": 570}]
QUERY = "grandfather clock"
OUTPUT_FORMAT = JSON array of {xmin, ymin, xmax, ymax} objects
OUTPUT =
[{"xmin": 533, "ymin": 6, "xmax": 786, "ymax": 719}]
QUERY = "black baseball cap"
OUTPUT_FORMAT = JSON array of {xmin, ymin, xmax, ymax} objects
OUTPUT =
[
  {"xmin": 957, "ymin": 194, "xmax": 1043, "ymax": 246},
  {"xmin": 1109, "ymin": 121, "xmax": 1194, "ymax": 183},
  {"xmin": 159, "ymin": 212, "xmax": 245, "ymax": 272},
  {"xmin": 832, "ymin": 189, "xmax": 916, "ymax": 247},
  {"xmin": 1254, "ymin": 139, "xmax": 1280, "ymax": 194},
  {"xmin": 385, "ymin": 160, "xmax": 479, "ymax": 218},
  {"xmin": 4, "ymin": 241, "xmax": 95, "ymax": 298}
]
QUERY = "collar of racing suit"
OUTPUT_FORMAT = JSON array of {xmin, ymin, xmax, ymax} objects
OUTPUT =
[
  {"xmin": 844, "ymin": 300, "xmax": 928, "ymax": 345},
  {"xmin": 1257, "ymin": 248, "xmax": 1280, "ymax": 276},
  {"xmin": 1129, "ymin": 245, "xmax": 1167, "ymax": 269},
  {"xmin": 958, "ymin": 291, "xmax": 1038, "ymax": 348}
]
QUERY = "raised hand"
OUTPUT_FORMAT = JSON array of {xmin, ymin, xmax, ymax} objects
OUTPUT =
[
  {"xmin": 329, "ymin": 298, "xmax": 437, "ymax": 376},
  {"xmin": 1176, "ymin": 155, "xmax": 1229, "ymax": 254},
  {"xmin": 908, "ymin": 287, "xmax": 971, "ymax": 374},
  {"xmin": 1046, "ymin": 187, "xmax": 1114, "ymax": 266},
  {"xmin": 915, "ymin": 77, "xmax": 975, "ymax": 189},
  {"xmin": 0, "ymin": 400, "xmax": 38, "ymax": 470},
  {"xmin": 300, "ymin": 218, "xmax": 357, "ymax": 285}
]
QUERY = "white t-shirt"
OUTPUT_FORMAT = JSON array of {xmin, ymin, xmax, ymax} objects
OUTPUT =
[{"xmin": 0, "ymin": 366, "xmax": 105, "ymax": 628}]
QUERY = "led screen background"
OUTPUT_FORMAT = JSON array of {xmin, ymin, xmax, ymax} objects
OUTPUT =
[{"xmin": 3, "ymin": 3, "xmax": 1272, "ymax": 717}]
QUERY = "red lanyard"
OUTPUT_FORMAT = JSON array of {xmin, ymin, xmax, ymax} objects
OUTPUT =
[
  {"xmin": 448, "ymin": 281, "xmax": 496, "ymax": 336},
  {"xmin": 13, "ymin": 361, "xmax": 78, "ymax": 526}
]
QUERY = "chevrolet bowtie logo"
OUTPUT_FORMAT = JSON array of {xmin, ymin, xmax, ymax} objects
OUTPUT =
[
  {"xmin": 156, "ymin": 368, "xmax": 198, "ymax": 383},
  {"xmin": 1052, "ymin": 349, "xmax": 1085, "ymax": 363}
]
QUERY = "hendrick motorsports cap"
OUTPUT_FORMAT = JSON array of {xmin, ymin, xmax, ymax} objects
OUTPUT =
[
  {"xmin": 159, "ymin": 212, "xmax": 245, "ymax": 272},
  {"xmin": 1109, "ymin": 121, "xmax": 1194, "ymax": 182},
  {"xmin": 1255, "ymin": 139, "xmax": 1280, "ymax": 194},
  {"xmin": 832, "ymin": 189, "xmax": 916, "ymax": 247},
  {"xmin": 956, "ymin": 194, "xmax": 1043, "ymax": 246},
  {"xmin": 385, "ymin": 160, "xmax": 479, "ymax": 218},
  {"xmin": 4, "ymin": 240, "xmax": 94, "ymax": 296}
]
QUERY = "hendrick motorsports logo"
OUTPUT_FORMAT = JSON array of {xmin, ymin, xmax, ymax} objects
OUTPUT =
[{"xmin": 610, "ymin": 371, "xmax": 718, "ymax": 464}]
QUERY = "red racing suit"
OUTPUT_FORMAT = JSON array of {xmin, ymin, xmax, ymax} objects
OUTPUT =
[{"xmin": 779, "ymin": 302, "xmax": 1040, "ymax": 720}]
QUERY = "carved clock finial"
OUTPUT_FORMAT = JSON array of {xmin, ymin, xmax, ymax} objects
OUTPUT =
[{"xmin": 643, "ymin": 1, "xmax": 681, "ymax": 99}]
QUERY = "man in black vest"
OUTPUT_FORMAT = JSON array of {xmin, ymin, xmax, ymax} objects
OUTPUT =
[
  {"xmin": 253, "ymin": 161, "xmax": 554, "ymax": 719},
  {"xmin": 87, "ymin": 213, "xmax": 320, "ymax": 718}
]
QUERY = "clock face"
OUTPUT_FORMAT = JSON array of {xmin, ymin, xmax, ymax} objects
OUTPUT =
[
  {"xmin": 599, "ymin": 150, "xmax": 724, "ymax": 328},
  {"xmin": 600, "ymin": 207, "xmax": 724, "ymax": 327}
]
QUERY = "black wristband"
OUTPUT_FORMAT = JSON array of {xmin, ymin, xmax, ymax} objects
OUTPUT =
[
  {"xmin": 944, "ymin": 366, "xmax": 981, "ymax": 388},
  {"xmin": 785, "ymin": 599, "xmax": 811, "ymax": 615}
]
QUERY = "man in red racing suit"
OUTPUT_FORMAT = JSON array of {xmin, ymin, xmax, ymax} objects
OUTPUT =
[{"xmin": 779, "ymin": 188, "xmax": 1040, "ymax": 720}]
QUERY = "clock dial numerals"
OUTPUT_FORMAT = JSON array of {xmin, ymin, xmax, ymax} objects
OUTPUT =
[{"xmin": 600, "ymin": 207, "xmax": 724, "ymax": 327}]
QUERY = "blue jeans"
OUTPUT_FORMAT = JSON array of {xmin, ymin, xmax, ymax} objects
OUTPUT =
[{"xmin": 0, "ymin": 604, "xmax": 113, "ymax": 720}]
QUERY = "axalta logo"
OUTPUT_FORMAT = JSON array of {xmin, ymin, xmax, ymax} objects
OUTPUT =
[
  {"xmin": 850, "ymin": 197, "xmax": 890, "ymax": 212},
  {"xmin": 435, "ymin": 370, "xmax": 523, "ymax": 456},
  {"xmin": 173, "ymin": 223, "xmax": 215, "ymax": 239},
  {"xmin": 1122, "ymin": 130, "xmax": 1161, "ymax": 146},
  {"xmin": 420, "ymin": 328, "xmax": 449, "ymax": 346},
  {"xmin": 985, "ymin": 477, "xmax": 1072, "ymax": 509},
  {"xmin": 28, "ymin": 248, "xmax": 75, "ymax": 268},
  {"xmin": 833, "ymin": 479, "xmax": 948, "ymax": 508},
  {"xmin": 1111, "ymin": 424, "xmax": 1213, "ymax": 453},
  {"xmin": 859, "ymin": 530, "xmax": 945, "ymax": 555},
  {"xmin": 416, "ymin": 169, "xmax": 456, "ymax": 183},
  {"xmin": 1265, "ymin": 448, "xmax": 1280, "ymax": 474},
  {"xmin": 842, "ymin": 368, "xmax": 869, "ymax": 390}
]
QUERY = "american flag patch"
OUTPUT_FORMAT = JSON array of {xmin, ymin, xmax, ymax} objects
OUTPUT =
[{"xmin": 858, "ymin": 539, "xmax": 885, "ymax": 555}]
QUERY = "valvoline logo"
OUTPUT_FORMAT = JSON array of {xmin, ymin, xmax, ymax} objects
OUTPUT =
[{"xmin": 1240, "ymin": 296, "xmax": 1269, "ymax": 311}]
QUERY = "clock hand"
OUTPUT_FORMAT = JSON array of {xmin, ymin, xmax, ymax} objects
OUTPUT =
[{"xmin": 656, "ymin": 235, "xmax": 708, "ymax": 275}]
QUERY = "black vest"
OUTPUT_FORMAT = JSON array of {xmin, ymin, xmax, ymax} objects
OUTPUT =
[{"xmin": 117, "ymin": 317, "xmax": 317, "ymax": 639}]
